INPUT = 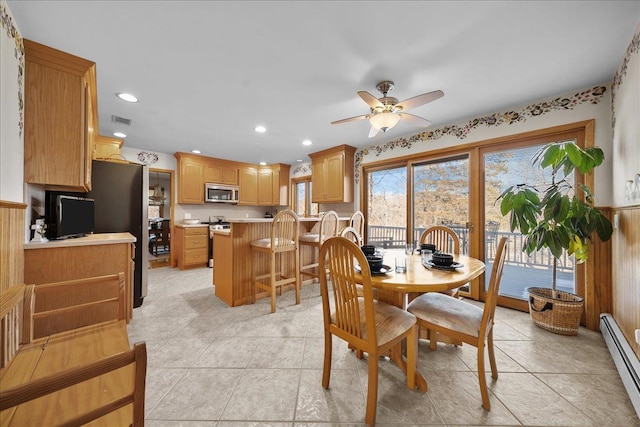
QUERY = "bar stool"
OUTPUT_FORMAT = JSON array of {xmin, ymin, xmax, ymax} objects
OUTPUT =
[
  {"xmin": 349, "ymin": 210, "xmax": 365, "ymax": 239},
  {"xmin": 250, "ymin": 209, "xmax": 300, "ymax": 313},
  {"xmin": 299, "ymin": 210, "xmax": 339, "ymax": 284}
]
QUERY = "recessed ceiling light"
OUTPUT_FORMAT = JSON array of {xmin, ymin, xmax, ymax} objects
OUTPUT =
[
  {"xmin": 296, "ymin": 159, "xmax": 303, "ymax": 162},
  {"xmin": 191, "ymin": 149, "xmax": 201, "ymax": 154},
  {"xmin": 259, "ymin": 161, "xmax": 267, "ymax": 166},
  {"xmin": 254, "ymin": 125, "xmax": 266, "ymax": 133},
  {"xmin": 113, "ymin": 132, "xmax": 127, "ymax": 138},
  {"xmin": 302, "ymin": 140, "xmax": 312, "ymax": 146},
  {"xmin": 116, "ymin": 92, "xmax": 138, "ymax": 103}
]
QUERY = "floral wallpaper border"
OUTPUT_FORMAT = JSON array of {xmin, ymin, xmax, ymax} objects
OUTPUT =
[
  {"xmin": 611, "ymin": 28, "xmax": 639, "ymax": 129},
  {"xmin": 292, "ymin": 163, "xmax": 311, "ymax": 176},
  {"xmin": 354, "ymin": 85, "xmax": 608, "ymax": 183},
  {"xmin": 137, "ymin": 151, "xmax": 159, "ymax": 165},
  {"xmin": 0, "ymin": 2, "xmax": 24, "ymax": 137}
]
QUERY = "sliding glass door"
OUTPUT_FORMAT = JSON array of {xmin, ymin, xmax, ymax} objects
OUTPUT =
[
  {"xmin": 365, "ymin": 166, "xmax": 407, "ymax": 248},
  {"xmin": 411, "ymin": 155, "xmax": 469, "ymax": 253}
]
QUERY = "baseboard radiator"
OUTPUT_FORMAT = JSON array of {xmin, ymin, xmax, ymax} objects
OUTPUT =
[{"xmin": 600, "ymin": 313, "xmax": 640, "ymax": 417}]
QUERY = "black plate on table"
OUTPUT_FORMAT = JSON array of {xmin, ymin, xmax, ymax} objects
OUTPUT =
[
  {"xmin": 423, "ymin": 260, "xmax": 464, "ymax": 271},
  {"xmin": 355, "ymin": 264, "xmax": 393, "ymax": 275}
]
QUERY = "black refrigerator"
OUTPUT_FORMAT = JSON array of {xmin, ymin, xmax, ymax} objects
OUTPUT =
[{"xmin": 87, "ymin": 160, "xmax": 148, "ymax": 307}]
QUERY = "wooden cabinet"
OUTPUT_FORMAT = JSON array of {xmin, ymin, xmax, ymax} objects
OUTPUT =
[
  {"xmin": 238, "ymin": 167, "xmax": 259, "ymax": 205},
  {"xmin": 174, "ymin": 226, "xmax": 208, "ymax": 269},
  {"xmin": 204, "ymin": 160, "xmax": 238, "ymax": 185},
  {"xmin": 309, "ymin": 144, "xmax": 356, "ymax": 203},
  {"xmin": 24, "ymin": 234, "xmax": 135, "ymax": 322},
  {"xmin": 93, "ymin": 135, "xmax": 123, "ymax": 161},
  {"xmin": 175, "ymin": 152, "xmax": 204, "ymax": 204},
  {"xmin": 23, "ymin": 39, "xmax": 98, "ymax": 191},
  {"xmin": 239, "ymin": 164, "xmax": 290, "ymax": 206}
]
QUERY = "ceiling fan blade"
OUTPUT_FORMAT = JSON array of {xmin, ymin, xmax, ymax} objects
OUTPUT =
[
  {"xmin": 358, "ymin": 91, "xmax": 383, "ymax": 109},
  {"xmin": 368, "ymin": 126, "xmax": 380, "ymax": 138},
  {"xmin": 399, "ymin": 112, "xmax": 432, "ymax": 127},
  {"xmin": 396, "ymin": 90, "xmax": 444, "ymax": 111},
  {"xmin": 331, "ymin": 114, "xmax": 369, "ymax": 125}
]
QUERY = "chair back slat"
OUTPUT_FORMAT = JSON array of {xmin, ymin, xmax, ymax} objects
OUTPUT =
[{"xmin": 419, "ymin": 225, "xmax": 460, "ymax": 254}]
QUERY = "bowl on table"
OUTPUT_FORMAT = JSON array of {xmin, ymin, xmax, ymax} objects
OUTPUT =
[
  {"xmin": 361, "ymin": 245, "xmax": 376, "ymax": 256},
  {"xmin": 365, "ymin": 255, "xmax": 384, "ymax": 272},
  {"xmin": 431, "ymin": 252, "xmax": 454, "ymax": 267}
]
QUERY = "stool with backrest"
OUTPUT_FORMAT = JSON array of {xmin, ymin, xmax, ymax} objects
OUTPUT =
[
  {"xmin": 339, "ymin": 226, "xmax": 363, "ymax": 247},
  {"xmin": 319, "ymin": 236, "xmax": 418, "ymax": 426},
  {"xmin": 299, "ymin": 210, "xmax": 339, "ymax": 284},
  {"xmin": 250, "ymin": 209, "xmax": 300, "ymax": 313},
  {"xmin": 407, "ymin": 237, "xmax": 508, "ymax": 410},
  {"xmin": 349, "ymin": 210, "xmax": 365, "ymax": 240}
]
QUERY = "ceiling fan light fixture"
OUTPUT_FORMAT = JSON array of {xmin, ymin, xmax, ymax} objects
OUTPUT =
[{"xmin": 369, "ymin": 112, "xmax": 401, "ymax": 132}]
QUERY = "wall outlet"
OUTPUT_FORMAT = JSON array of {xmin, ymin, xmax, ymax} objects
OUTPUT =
[{"xmin": 184, "ymin": 213, "xmax": 191, "ymax": 219}]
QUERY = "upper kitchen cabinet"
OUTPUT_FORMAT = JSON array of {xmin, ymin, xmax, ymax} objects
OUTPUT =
[
  {"xmin": 270, "ymin": 163, "xmax": 290, "ymax": 206},
  {"xmin": 204, "ymin": 159, "xmax": 238, "ymax": 185},
  {"xmin": 174, "ymin": 152, "xmax": 204, "ymax": 204},
  {"xmin": 24, "ymin": 39, "xmax": 98, "ymax": 191},
  {"xmin": 238, "ymin": 164, "xmax": 290, "ymax": 206},
  {"xmin": 238, "ymin": 166, "xmax": 258, "ymax": 205},
  {"xmin": 309, "ymin": 144, "xmax": 356, "ymax": 203},
  {"xmin": 93, "ymin": 135, "xmax": 123, "ymax": 161}
]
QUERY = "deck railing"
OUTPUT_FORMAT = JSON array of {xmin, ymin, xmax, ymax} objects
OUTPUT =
[{"xmin": 367, "ymin": 224, "xmax": 573, "ymax": 272}]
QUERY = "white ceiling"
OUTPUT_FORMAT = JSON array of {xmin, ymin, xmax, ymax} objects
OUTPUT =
[{"xmin": 8, "ymin": 1, "xmax": 640, "ymax": 166}]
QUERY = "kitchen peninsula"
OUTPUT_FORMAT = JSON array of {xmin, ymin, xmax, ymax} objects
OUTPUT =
[{"xmin": 213, "ymin": 216, "xmax": 348, "ymax": 307}]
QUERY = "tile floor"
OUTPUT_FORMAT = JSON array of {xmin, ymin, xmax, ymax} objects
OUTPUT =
[{"xmin": 128, "ymin": 267, "xmax": 640, "ymax": 426}]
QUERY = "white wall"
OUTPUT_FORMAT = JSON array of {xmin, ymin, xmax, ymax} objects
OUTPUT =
[
  {"xmin": 612, "ymin": 23, "xmax": 640, "ymax": 207},
  {"xmin": 0, "ymin": 0, "xmax": 24, "ymax": 203},
  {"xmin": 356, "ymin": 83, "xmax": 613, "ymax": 208}
]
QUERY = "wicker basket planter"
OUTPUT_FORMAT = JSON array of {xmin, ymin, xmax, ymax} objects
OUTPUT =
[{"xmin": 527, "ymin": 287, "xmax": 584, "ymax": 336}]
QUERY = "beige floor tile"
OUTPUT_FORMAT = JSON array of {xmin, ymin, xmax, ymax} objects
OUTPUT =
[
  {"xmin": 145, "ymin": 367, "xmax": 188, "ymax": 417},
  {"xmin": 192, "ymin": 336, "xmax": 259, "ymax": 368},
  {"xmin": 221, "ymin": 368, "xmax": 300, "ymax": 421}
]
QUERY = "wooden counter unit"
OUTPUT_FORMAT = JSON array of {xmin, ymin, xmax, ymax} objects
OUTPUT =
[
  {"xmin": 174, "ymin": 224, "xmax": 209, "ymax": 270},
  {"xmin": 213, "ymin": 216, "xmax": 348, "ymax": 307},
  {"xmin": 24, "ymin": 233, "xmax": 136, "ymax": 322}
]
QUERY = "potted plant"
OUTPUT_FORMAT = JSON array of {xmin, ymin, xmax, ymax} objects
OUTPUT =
[{"xmin": 497, "ymin": 141, "xmax": 613, "ymax": 335}]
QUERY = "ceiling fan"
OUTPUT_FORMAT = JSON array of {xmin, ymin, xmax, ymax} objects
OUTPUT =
[{"xmin": 331, "ymin": 81, "xmax": 444, "ymax": 138}]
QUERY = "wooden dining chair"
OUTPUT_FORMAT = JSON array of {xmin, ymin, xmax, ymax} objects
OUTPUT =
[
  {"xmin": 339, "ymin": 226, "xmax": 363, "ymax": 247},
  {"xmin": 349, "ymin": 210, "xmax": 365, "ymax": 240},
  {"xmin": 418, "ymin": 224, "xmax": 462, "ymax": 298},
  {"xmin": 319, "ymin": 236, "xmax": 418, "ymax": 426},
  {"xmin": 299, "ymin": 210, "xmax": 339, "ymax": 283},
  {"xmin": 407, "ymin": 236, "xmax": 508, "ymax": 410},
  {"xmin": 419, "ymin": 225, "xmax": 460, "ymax": 254},
  {"xmin": 250, "ymin": 209, "xmax": 300, "ymax": 313}
]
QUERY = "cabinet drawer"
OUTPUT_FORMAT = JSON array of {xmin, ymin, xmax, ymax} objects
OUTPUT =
[
  {"xmin": 185, "ymin": 235, "xmax": 207, "ymax": 249},
  {"xmin": 184, "ymin": 227, "xmax": 207, "ymax": 236},
  {"xmin": 184, "ymin": 248, "xmax": 208, "ymax": 265}
]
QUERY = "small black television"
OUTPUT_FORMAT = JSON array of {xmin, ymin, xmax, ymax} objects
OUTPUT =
[{"xmin": 45, "ymin": 192, "xmax": 95, "ymax": 239}]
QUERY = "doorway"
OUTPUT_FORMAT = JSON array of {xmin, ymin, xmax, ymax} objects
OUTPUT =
[{"xmin": 148, "ymin": 168, "xmax": 174, "ymax": 268}]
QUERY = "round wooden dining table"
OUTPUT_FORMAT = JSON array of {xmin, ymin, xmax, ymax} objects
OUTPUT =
[
  {"xmin": 357, "ymin": 251, "xmax": 486, "ymax": 392},
  {"xmin": 369, "ymin": 252, "xmax": 486, "ymax": 308}
]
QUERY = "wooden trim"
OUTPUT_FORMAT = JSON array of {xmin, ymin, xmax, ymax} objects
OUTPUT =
[
  {"xmin": 308, "ymin": 144, "xmax": 356, "ymax": 160},
  {"xmin": 0, "ymin": 201, "xmax": 26, "ymax": 209}
]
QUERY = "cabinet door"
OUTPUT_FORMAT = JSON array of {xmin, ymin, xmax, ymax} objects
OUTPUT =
[
  {"xmin": 222, "ymin": 168, "xmax": 238, "ymax": 185},
  {"xmin": 324, "ymin": 153, "xmax": 345, "ymax": 202},
  {"xmin": 239, "ymin": 167, "xmax": 258, "ymax": 205},
  {"xmin": 311, "ymin": 160, "xmax": 326, "ymax": 202},
  {"xmin": 204, "ymin": 164, "xmax": 223, "ymax": 183},
  {"xmin": 258, "ymin": 168, "xmax": 273, "ymax": 205},
  {"xmin": 179, "ymin": 159, "xmax": 204, "ymax": 204}
]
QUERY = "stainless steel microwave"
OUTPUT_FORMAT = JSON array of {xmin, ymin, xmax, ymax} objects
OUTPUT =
[{"xmin": 205, "ymin": 183, "xmax": 239, "ymax": 203}]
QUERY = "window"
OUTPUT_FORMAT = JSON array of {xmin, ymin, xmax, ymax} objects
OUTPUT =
[{"xmin": 291, "ymin": 177, "xmax": 318, "ymax": 217}]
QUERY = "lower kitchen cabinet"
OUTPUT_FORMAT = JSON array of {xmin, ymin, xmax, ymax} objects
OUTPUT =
[{"xmin": 174, "ymin": 225, "xmax": 208, "ymax": 269}]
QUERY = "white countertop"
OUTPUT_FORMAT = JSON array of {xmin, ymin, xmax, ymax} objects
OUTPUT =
[
  {"xmin": 175, "ymin": 223, "xmax": 209, "ymax": 228},
  {"xmin": 226, "ymin": 216, "xmax": 350, "ymax": 223},
  {"xmin": 24, "ymin": 232, "xmax": 136, "ymax": 249}
]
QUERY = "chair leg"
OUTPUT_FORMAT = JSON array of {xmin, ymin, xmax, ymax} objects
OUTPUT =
[
  {"xmin": 251, "ymin": 250, "xmax": 257, "ymax": 305},
  {"xmin": 270, "ymin": 253, "xmax": 277, "ymax": 313},
  {"xmin": 488, "ymin": 329, "xmax": 498, "ymax": 379},
  {"xmin": 322, "ymin": 330, "xmax": 332, "ymax": 388},
  {"xmin": 294, "ymin": 248, "xmax": 300, "ymax": 305},
  {"xmin": 477, "ymin": 341, "xmax": 491, "ymax": 410},
  {"xmin": 406, "ymin": 326, "xmax": 417, "ymax": 391},
  {"xmin": 365, "ymin": 353, "xmax": 379, "ymax": 427},
  {"xmin": 429, "ymin": 330, "xmax": 438, "ymax": 350}
]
